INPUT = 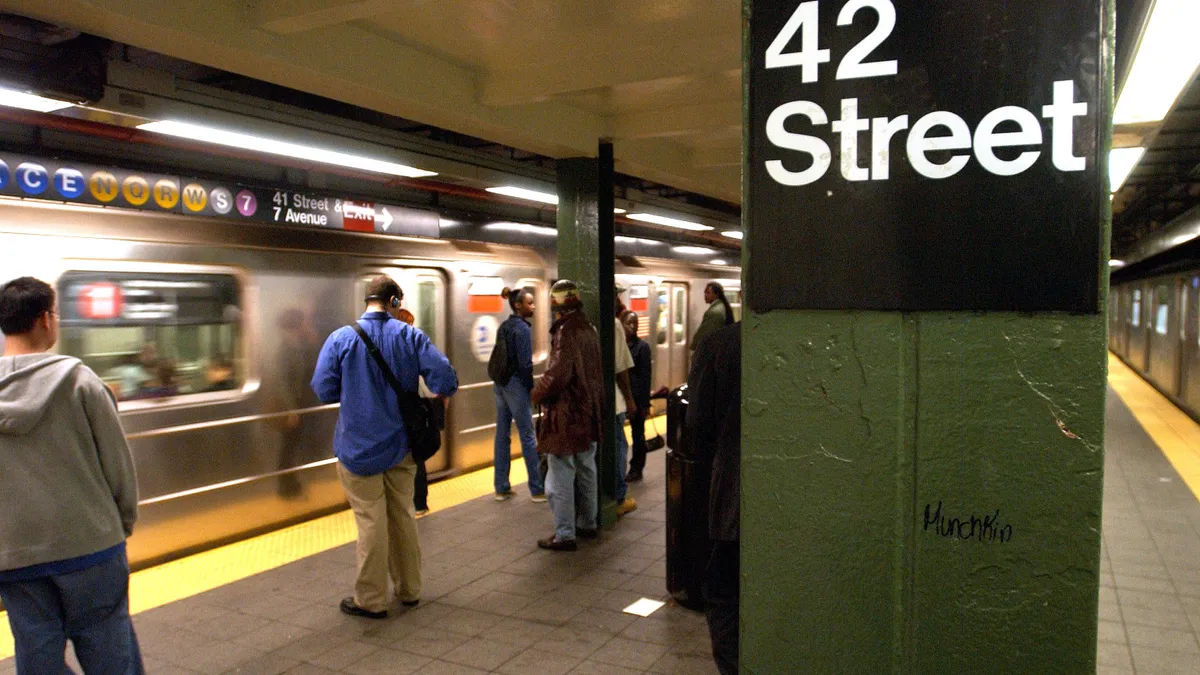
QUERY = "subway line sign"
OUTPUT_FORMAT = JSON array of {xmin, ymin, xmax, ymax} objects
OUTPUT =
[
  {"xmin": 747, "ymin": 0, "xmax": 1107, "ymax": 312},
  {"xmin": 0, "ymin": 154, "xmax": 439, "ymax": 238}
]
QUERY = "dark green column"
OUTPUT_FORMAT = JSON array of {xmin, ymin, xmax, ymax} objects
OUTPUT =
[
  {"xmin": 740, "ymin": 1, "xmax": 1113, "ymax": 672},
  {"xmin": 557, "ymin": 145, "xmax": 618, "ymax": 526}
]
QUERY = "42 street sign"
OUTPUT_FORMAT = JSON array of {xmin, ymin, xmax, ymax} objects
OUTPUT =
[{"xmin": 747, "ymin": 0, "xmax": 1107, "ymax": 312}]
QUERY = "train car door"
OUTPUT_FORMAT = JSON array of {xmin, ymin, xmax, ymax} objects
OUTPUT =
[
  {"xmin": 357, "ymin": 268, "xmax": 450, "ymax": 473},
  {"xmin": 652, "ymin": 282, "xmax": 690, "ymax": 392},
  {"xmin": 1148, "ymin": 281, "xmax": 1179, "ymax": 389},
  {"xmin": 1184, "ymin": 277, "xmax": 1200, "ymax": 408}
]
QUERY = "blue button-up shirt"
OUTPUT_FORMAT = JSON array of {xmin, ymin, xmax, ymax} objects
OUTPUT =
[{"xmin": 312, "ymin": 311, "xmax": 458, "ymax": 476}]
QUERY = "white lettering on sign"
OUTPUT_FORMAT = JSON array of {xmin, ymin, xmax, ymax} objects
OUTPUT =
[{"xmin": 763, "ymin": 0, "xmax": 1089, "ymax": 186}]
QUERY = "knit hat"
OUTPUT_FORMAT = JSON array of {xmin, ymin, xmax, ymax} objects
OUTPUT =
[{"xmin": 550, "ymin": 279, "xmax": 583, "ymax": 312}]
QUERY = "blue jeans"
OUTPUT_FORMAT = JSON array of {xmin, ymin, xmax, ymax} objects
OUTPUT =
[
  {"xmin": 494, "ymin": 379, "xmax": 543, "ymax": 495},
  {"xmin": 616, "ymin": 413, "xmax": 629, "ymax": 501},
  {"xmin": 546, "ymin": 444, "xmax": 599, "ymax": 541},
  {"xmin": 0, "ymin": 551, "xmax": 144, "ymax": 675}
]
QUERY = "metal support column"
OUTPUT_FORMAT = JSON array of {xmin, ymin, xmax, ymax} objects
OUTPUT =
[{"xmin": 557, "ymin": 146, "xmax": 618, "ymax": 526}]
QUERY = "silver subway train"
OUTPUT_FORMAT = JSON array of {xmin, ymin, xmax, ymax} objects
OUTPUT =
[
  {"xmin": 0, "ymin": 198, "xmax": 739, "ymax": 568},
  {"xmin": 1110, "ymin": 272, "xmax": 1200, "ymax": 415}
]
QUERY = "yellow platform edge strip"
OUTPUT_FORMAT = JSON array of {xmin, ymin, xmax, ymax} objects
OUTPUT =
[
  {"xmin": 1107, "ymin": 353, "xmax": 1200, "ymax": 503},
  {"xmin": 0, "ymin": 416, "xmax": 668, "ymax": 660}
]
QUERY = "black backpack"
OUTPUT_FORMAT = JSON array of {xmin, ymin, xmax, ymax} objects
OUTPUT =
[{"xmin": 488, "ymin": 322, "xmax": 514, "ymax": 385}]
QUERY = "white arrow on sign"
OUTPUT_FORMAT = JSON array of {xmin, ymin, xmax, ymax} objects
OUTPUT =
[{"xmin": 376, "ymin": 207, "xmax": 393, "ymax": 231}]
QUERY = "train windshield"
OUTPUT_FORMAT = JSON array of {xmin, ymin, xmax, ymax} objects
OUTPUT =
[{"xmin": 56, "ymin": 271, "xmax": 243, "ymax": 402}]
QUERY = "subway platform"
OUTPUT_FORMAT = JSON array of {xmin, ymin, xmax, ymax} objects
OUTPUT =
[
  {"xmin": 0, "ymin": 418, "xmax": 718, "ymax": 675},
  {"xmin": 3, "ymin": 361, "xmax": 1200, "ymax": 674}
]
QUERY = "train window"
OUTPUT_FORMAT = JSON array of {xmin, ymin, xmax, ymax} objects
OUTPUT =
[
  {"xmin": 56, "ymin": 271, "xmax": 243, "ymax": 403},
  {"xmin": 673, "ymin": 287, "xmax": 687, "ymax": 345},
  {"xmin": 1132, "ymin": 289, "xmax": 1141, "ymax": 327},
  {"xmin": 1182, "ymin": 286, "xmax": 1189, "ymax": 341},
  {"xmin": 656, "ymin": 289, "xmax": 669, "ymax": 346},
  {"xmin": 1155, "ymin": 285, "xmax": 1169, "ymax": 335},
  {"xmin": 515, "ymin": 277, "xmax": 548, "ymax": 361}
]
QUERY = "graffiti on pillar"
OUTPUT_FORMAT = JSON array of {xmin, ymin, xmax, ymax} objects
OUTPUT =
[{"xmin": 923, "ymin": 501, "xmax": 1013, "ymax": 543}]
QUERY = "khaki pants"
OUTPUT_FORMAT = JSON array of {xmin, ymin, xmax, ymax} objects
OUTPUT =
[{"xmin": 337, "ymin": 454, "xmax": 421, "ymax": 612}]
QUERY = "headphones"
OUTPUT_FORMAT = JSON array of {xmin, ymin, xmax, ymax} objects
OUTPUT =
[{"xmin": 366, "ymin": 293, "xmax": 402, "ymax": 309}]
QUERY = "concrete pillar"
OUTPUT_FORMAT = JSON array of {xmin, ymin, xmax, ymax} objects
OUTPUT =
[
  {"xmin": 557, "ymin": 146, "xmax": 618, "ymax": 525},
  {"xmin": 740, "ymin": 1, "xmax": 1113, "ymax": 672}
]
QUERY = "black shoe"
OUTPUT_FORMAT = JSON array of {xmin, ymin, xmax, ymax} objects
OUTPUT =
[
  {"xmin": 577, "ymin": 527, "xmax": 599, "ymax": 539},
  {"xmin": 400, "ymin": 599, "xmax": 420, "ymax": 608},
  {"xmin": 340, "ymin": 597, "xmax": 387, "ymax": 619},
  {"xmin": 625, "ymin": 470, "xmax": 643, "ymax": 483},
  {"xmin": 537, "ymin": 536, "xmax": 578, "ymax": 551}
]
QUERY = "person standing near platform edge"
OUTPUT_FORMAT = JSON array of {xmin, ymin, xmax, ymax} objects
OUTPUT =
[
  {"xmin": 0, "ymin": 277, "xmax": 144, "ymax": 674},
  {"xmin": 312, "ymin": 275, "xmax": 458, "ymax": 619},
  {"xmin": 493, "ymin": 286, "xmax": 545, "ymax": 502},
  {"xmin": 532, "ymin": 280, "xmax": 605, "ymax": 551},
  {"xmin": 622, "ymin": 310, "xmax": 652, "ymax": 483}
]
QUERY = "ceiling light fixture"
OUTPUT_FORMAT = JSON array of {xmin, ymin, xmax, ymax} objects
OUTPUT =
[
  {"xmin": 137, "ymin": 120, "xmax": 436, "ymax": 178},
  {"xmin": 615, "ymin": 236, "xmax": 662, "ymax": 246},
  {"xmin": 721, "ymin": 230, "xmax": 744, "ymax": 240},
  {"xmin": 1108, "ymin": 259, "xmax": 1125, "ymax": 268},
  {"xmin": 1109, "ymin": 147, "xmax": 1145, "ymax": 192},
  {"xmin": 711, "ymin": 259, "xmax": 728, "ymax": 266},
  {"xmin": 485, "ymin": 186, "xmax": 559, "ymax": 205},
  {"xmin": 627, "ymin": 213, "xmax": 714, "ymax": 232},
  {"xmin": 484, "ymin": 222, "xmax": 557, "ymax": 236},
  {"xmin": 0, "ymin": 87, "xmax": 74, "ymax": 113},
  {"xmin": 673, "ymin": 245, "xmax": 716, "ymax": 255},
  {"xmin": 614, "ymin": 208, "xmax": 627, "ymax": 214},
  {"xmin": 1113, "ymin": 0, "xmax": 1200, "ymax": 125}
]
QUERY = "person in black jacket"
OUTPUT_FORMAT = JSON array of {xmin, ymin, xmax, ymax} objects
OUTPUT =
[
  {"xmin": 621, "ymin": 310, "xmax": 652, "ymax": 482},
  {"xmin": 686, "ymin": 321, "xmax": 741, "ymax": 675}
]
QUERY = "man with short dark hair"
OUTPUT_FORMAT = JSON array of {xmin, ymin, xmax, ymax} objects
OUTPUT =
[
  {"xmin": 531, "ymin": 280, "xmax": 605, "ymax": 551},
  {"xmin": 312, "ymin": 275, "xmax": 458, "ymax": 618},
  {"xmin": 0, "ymin": 276, "xmax": 144, "ymax": 674}
]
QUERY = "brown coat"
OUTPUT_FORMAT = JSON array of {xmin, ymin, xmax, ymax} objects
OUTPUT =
[{"xmin": 531, "ymin": 310, "xmax": 605, "ymax": 457}]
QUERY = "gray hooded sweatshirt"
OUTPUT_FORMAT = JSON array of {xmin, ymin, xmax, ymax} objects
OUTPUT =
[{"xmin": 0, "ymin": 354, "xmax": 138, "ymax": 572}]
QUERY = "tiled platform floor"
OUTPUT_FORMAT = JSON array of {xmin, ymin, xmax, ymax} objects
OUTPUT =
[
  {"xmin": 1098, "ymin": 390, "xmax": 1200, "ymax": 675},
  {"xmin": 1, "ymin": 448, "xmax": 714, "ymax": 675},
  {"xmin": 5, "ymin": 386, "xmax": 1200, "ymax": 673}
]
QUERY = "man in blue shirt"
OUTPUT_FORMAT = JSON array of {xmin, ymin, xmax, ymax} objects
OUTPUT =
[
  {"xmin": 493, "ymin": 286, "xmax": 544, "ymax": 502},
  {"xmin": 311, "ymin": 275, "xmax": 458, "ymax": 619}
]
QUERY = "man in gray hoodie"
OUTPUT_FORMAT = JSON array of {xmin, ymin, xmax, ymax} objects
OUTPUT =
[{"xmin": 0, "ymin": 276, "xmax": 143, "ymax": 674}]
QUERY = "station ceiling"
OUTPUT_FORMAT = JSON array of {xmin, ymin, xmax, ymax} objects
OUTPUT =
[{"xmin": 3, "ymin": 0, "xmax": 743, "ymax": 204}]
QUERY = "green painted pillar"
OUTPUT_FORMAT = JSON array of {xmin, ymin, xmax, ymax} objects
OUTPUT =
[
  {"xmin": 557, "ymin": 147, "xmax": 618, "ymax": 526},
  {"xmin": 740, "ymin": 2, "xmax": 1113, "ymax": 673}
]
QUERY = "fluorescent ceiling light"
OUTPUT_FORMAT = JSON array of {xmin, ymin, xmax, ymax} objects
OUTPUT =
[
  {"xmin": 484, "ymin": 222, "xmax": 557, "ymax": 236},
  {"xmin": 627, "ymin": 213, "xmax": 714, "ymax": 232},
  {"xmin": 1109, "ymin": 259, "xmax": 1125, "ymax": 268},
  {"xmin": 614, "ymin": 208, "xmax": 627, "ymax": 214},
  {"xmin": 711, "ymin": 259, "xmax": 728, "ymax": 266},
  {"xmin": 674, "ymin": 245, "xmax": 715, "ymax": 255},
  {"xmin": 1170, "ymin": 232, "xmax": 1199, "ymax": 247},
  {"xmin": 138, "ymin": 120, "xmax": 436, "ymax": 178},
  {"xmin": 615, "ymin": 235, "xmax": 662, "ymax": 246},
  {"xmin": 486, "ymin": 186, "xmax": 558, "ymax": 205},
  {"xmin": 0, "ymin": 87, "xmax": 73, "ymax": 113},
  {"xmin": 1109, "ymin": 147, "xmax": 1145, "ymax": 192},
  {"xmin": 1113, "ymin": 0, "xmax": 1200, "ymax": 124},
  {"xmin": 721, "ymin": 230, "xmax": 743, "ymax": 240}
]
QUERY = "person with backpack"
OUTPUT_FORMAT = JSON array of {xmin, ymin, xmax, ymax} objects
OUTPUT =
[
  {"xmin": 490, "ymin": 286, "xmax": 545, "ymax": 502},
  {"xmin": 311, "ymin": 275, "xmax": 458, "ymax": 619}
]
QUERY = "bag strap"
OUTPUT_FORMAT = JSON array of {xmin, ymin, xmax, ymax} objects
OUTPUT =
[{"xmin": 350, "ymin": 322, "xmax": 409, "ymax": 404}]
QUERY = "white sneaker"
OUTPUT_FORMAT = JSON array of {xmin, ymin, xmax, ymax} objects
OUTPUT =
[{"xmin": 531, "ymin": 493, "xmax": 547, "ymax": 503}]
